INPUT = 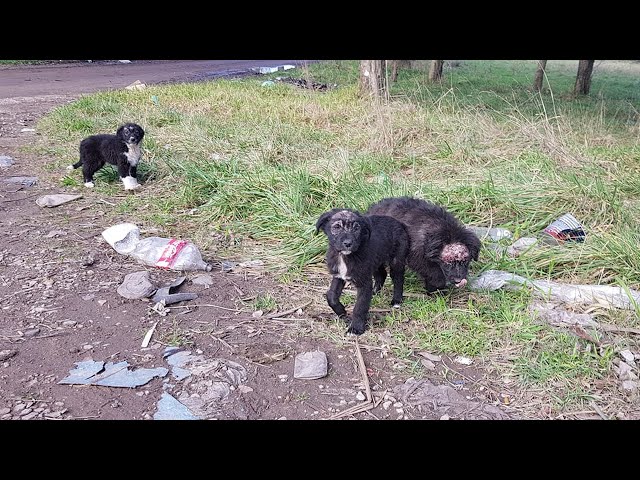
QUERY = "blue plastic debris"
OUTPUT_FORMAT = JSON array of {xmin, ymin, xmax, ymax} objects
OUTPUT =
[{"xmin": 154, "ymin": 393, "xmax": 200, "ymax": 420}]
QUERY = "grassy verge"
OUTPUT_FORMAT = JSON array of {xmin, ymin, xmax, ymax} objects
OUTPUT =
[{"xmin": 36, "ymin": 60, "xmax": 640, "ymax": 416}]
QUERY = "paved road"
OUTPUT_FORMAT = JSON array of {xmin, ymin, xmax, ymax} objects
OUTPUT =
[{"xmin": 0, "ymin": 60, "xmax": 313, "ymax": 99}]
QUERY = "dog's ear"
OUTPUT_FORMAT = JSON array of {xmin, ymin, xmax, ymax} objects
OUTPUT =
[
  {"xmin": 359, "ymin": 213, "xmax": 372, "ymax": 240},
  {"xmin": 463, "ymin": 229, "xmax": 482, "ymax": 261},
  {"xmin": 315, "ymin": 209, "xmax": 338, "ymax": 235},
  {"xmin": 116, "ymin": 125, "xmax": 126, "ymax": 137}
]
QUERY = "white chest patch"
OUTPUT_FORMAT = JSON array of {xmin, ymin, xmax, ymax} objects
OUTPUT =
[
  {"xmin": 335, "ymin": 254, "xmax": 350, "ymax": 280},
  {"xmin": 124, "ymin": 143, "xmax": 141, "ymax": 166}
]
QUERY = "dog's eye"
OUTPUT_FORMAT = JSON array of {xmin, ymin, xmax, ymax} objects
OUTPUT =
[
  {"xmin": 353, "ymin": 224, "xmax": 360, "ymax": 231},
  {"xmin": 331, "ymin": 223, "xmax": 341, "ymax": 232}
]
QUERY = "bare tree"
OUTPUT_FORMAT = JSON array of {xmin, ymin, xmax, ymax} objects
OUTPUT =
[
  {"xmin": 359, "ymin": 60, "xmax": 386, "ymax": 98},
  {"xmin": 428, "ymin": 60, "xmax": 444, "ymax": 83},
  {"xmin": 389, "ymin": 60, "xmax": 411, "ymax": 83},
  {"xmin": 533, "ymin": 60, "xmax": 547, "ymax": 92},
  {"xmin": 574, "ymin": 60, "xmax": 595, "ymax": 95}
]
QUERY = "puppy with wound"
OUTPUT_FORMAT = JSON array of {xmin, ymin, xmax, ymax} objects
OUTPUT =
[
  {"xmin": 316, "ymin": 208, "xmax": 409, "ymax": 335},
  {"xmin": 68, "ymin": 123, "xmax": 145, "ymax": 190}
]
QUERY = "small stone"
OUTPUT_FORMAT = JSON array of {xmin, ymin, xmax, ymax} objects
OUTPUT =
[
  {"xmin": 19, "ymin": 408, "xmax": 33, "ymax": 416},
  {"xmin": 393, "ymin": 402, "xmax": 403, "ymax": 408},
  {"xmin": 355, "ymin": 392, "xmax": 366, "ymax": 401},
  {"xmin": 293, "ymin": 350, "xmax": 328, "ymax": 380},
  {"xmin": 621, "ymin": 380, "xmax": 638, "ymax": 392},
  {"xmin": 0, "ymin": 407, "xmax": 11, "ymax": 415},
  {"xmin": 418, "ymin": 352, "xmax": 442, "ymax": 362},
  {"xmin": 13, "ymin": 403, "xmax": 25, "ymax": 413},
  {"xmin": 54, "ymin": 402, "xmax": 64, "ymax": 407},
  {"xmin": 136, "ymin": 392, "xmax": 145, "ymax": 397},
  {"xmin": 252, "ymin": 310, "xmax": 263, "ymax": 318},
  {"xmin": 97, "ymin": 300, "xmax": 107, "ymax": 306},
  {"xmin": 82, "ymin": 294, "xmax": 95, "ymax": 301},
  {"xmin": 1, "ymin": 414, "xmax": 11, "ymax": 420},
  {"xmin": 618, "ymin": 361, "xmax": 638, "ymax": 381},
  {"xmin": 277, "ymin": 416, "xmax": 287, "ymax": 420},
  {"xmin": 62, "ymin": 320, "xmax": 77, "ymax": 327},
  {"xmin": 440, "ymin": 415, "xmax": 450, "ymax": 420},
  {"xmin": 0, "ymin": 155, "xmax": 14, "ymax": 167},
  {"xmin": 620, "ymin": 350, "xmax": 635, "ymax": 364},
  {"xmin": 382, "ymin": 401, "xmax": 392, "ymax": 410},
  {"xmin": 83, "ymin": 344, "xmax": 93, "ymax": 350},
  {"xmin": 22, "ymin": 411, "xmax": 38, "ymax": 420},
  {"xmin": 278, "ymin": 374, "xmax": 288, "ymax": 382},
  {"xmin": 238, "ymin": 385, "xmax": 254, "ymax": 394},
  {"xmin": 23, "ymin": 328, "xmax": 40, "ymax": 337},
  {"xmin": 396, "ymin": 408, "xmax": 404, "ymax": 414},
  {"xmin": 0, "ymin": 350, "xmax": 17, "ymax": 361},
  {"xmin": 117, "ymin": 271, "xmax": 156, "ymax": 300},
  {"xmin": 454, "ymin": 356, "xmax": 473, "ymax": 365},
  {"xmin": 421, "ymin": 358, "xmax": 436, "ymax": 370},
  {"xmin": 191, "ymin": 274, "xmax": 214, "ymax": 287}
]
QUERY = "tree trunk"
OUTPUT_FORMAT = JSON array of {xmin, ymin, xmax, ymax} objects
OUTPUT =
[
  {"xmin": 574, "ymin": 60, "xmax": 595, "ymax": 95},
  {"xmin": 428, "ymin": 60, "xmax": 444, "ymax": 83},
  {"xmin": 390, "ymin": 60, "xmax": 399, "ymax": 82},
  {"xmin": 533, "ymin": 60, "xmax": 547, "ymax": 92},
  {"xmin": 359, "ymin": 60, "xmax": 386, "ymax": 98}
]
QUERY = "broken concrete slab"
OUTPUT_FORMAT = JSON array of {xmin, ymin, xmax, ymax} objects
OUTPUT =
[
  {"xmin": 59, "ymin": 360, "xmax": 168, "ymax": 387},
  {"xmin": 294, "ymin": 351, "xmax": 328, "ymax": 380},
  {"xmin": 154, "ymin": 392, "xmax": 200, "ymax": 420},
  {"xmin": 2, "ymin": 176, "xmax": 37, "ymax": 186},
  {"xmin": 36, "ymin": 194, "xmax": 82, "ymax": 207},
  {"xmin": 393, "ymin": 378, "xmax": 512, "ymax": 420},
  {"xmin": 117, "ymin": 271, "xmax": 156, "ymax": 300}
]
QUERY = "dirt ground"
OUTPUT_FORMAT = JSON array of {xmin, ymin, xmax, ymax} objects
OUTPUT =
[{"xmin": 0, "ymin": 61, "xmax": 519, "ymax": 421}]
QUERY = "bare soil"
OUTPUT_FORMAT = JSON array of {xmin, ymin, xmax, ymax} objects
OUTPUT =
[{"xmin": 0, "ymin": 61, "xmax": 518, "ymax": 420}]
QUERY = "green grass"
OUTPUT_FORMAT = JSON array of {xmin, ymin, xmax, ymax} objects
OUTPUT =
[{"xmin": 37, "ymin": 60, "xmax": 640, "ymax": 415}]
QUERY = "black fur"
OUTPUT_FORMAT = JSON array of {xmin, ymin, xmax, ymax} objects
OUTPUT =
[
  {"xmin": 70, "ymin": 123, "xmax": 145, "ymax": 190},
  {"xmin": 366, "ymin": 197, "xmax": 481, "ymax": 293},
  {"xmin": 315, "ymin": 208, "xmax": 409, "ymax": 335}
]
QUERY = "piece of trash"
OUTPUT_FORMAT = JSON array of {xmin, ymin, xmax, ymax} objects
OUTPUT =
[
  {"xmin": 0, "ymin": 156, "xmax": 14, "ymax": 167},
  {"xmin": 470, "ymin": 269, "xmax": 640, "ymax": 310},
  {"xmin": 117, "ymin": 271, "xmax": 156, "ymax": 300},
  {"xmin": 261, "ymin": 80, "xmax": 275, "ymax": 87},
  {"xmin": 506, "ymin": 237, "xmax": 538, "ymax": 257},
  {"xmin": 97, "ymin": 299, "xmax": 107, "ymax": 306},
  {"xmin": 36, "ymin": 194, "xmax": 82, "ymax": 207},
  {"xmin": 238, "ymin": 260, "xmax": 264, "ymax": 268},
  {"xmin": 141, "ymin": 321, "xmax": 159, "ymax": 348},
  {"xmin": 252, "ymin": 310, "xmax": 263, "ymax": 318},
  {"xmin": 530, "ymin": 301, "xmax": 600, "ymax": 336},
  {"xmin": 125, "ymin": 80, "xmax": 146, "ymax": 90},
  {"xmin": 2, "ymin": 176, "xmax": 37, "ymax": 186},
  {"xmin": 282, "ymin": 65, "xmax": 295, "ymax": 71},
  {"xmin": 118, "ymin": 60, "xmax": 132, "ymax": 63},
  {"xmin": 221, "ymin": 261, "xmax": 237, "ymax": 272},
  {"xmin": 541, "ymin": 213, "xmax": 586, "ymax": 245},
  {"xmin": 621, "ymin": 380, "xmax": 639, "ymax": 392},
  {"xmin": 154, "ymin": 392, "xmax": 200, "ymax": 420},
  {"xmin": 102, "ymin": 223, "xmax": 212, "ymax": 271},
  {"xmin": 151, "ymin": 276, "xmax": 198, "ymax": 305},
  {"xmin": 294, "ymin": 351, "xmax": 328, "ymax": 380},
  {"xmin": 150, "ymin": 299, "xmax": 170, "ymax": 316},
  {"xmin": 20, "ymin": 128, "xmax": 36, "ymax": 133},
  {"xmin": 252, "ymin": 66, "xmax": 279, "ymax": 74},
  {"xmin": 0, "ymin": 350, "xmax": 17, "ymax": 361},
  {"xmin": 59, "ymin": 360, "xmax": 168, "ymax": 387},
  {"xmin": 454, "ymin": 356, "xmax": 473, "ymax": 365},
  {"xmin": 617, "ymin": 362, "xmax": 638, "ymax": 382},
  {"xmin": 151, "ymin": 95, "xmax": 159, "ymax": 105},
  {"xmin": 190, "ymin": 273, "xmax": 214, "ymax": 287},
  {"xmin": 466, "ymin": 226, "xmax": 512, "ymax": 241}
]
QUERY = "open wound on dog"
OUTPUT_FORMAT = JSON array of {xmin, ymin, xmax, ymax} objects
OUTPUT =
[{"xmin": 121, "ymin": 176, "xmax": 140, "ymax": 190}]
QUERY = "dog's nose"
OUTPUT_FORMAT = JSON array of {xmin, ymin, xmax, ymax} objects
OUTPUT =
[{"xmin": 342, "ymin": 240, "xmax": 353, "ymax": 249}]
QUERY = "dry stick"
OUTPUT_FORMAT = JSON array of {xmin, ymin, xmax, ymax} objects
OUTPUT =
[
  {"xmin": 355, "ymin": 337, "xmax": 373, "ymax": 403},
  {"xmin": 589, "ymin": 401, "xmax": 610, "ymax": 421},
  {"xmin": 266, "ymin": 300, "xmax": 312, "ymax": 319},
  {"xmin": 0, "ymin": 286, "xmax": 38, "ymax": 305},
  {"xmin": 172, "ymin": 304, "xmax": 243, "ymax": 313},
  {"xmin": 600, "ymin": 323, "xmax": 640, "ymax": 336}
]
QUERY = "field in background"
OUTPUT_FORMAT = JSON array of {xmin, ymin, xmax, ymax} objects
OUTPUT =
[{"xmin": 35, "ymin": 60, "xmax": 640, "ymax": 416}]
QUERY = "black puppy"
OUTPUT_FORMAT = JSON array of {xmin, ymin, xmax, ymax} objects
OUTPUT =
[
  {"xmin": 68, "ymin": 123, "xmax": 145, "ymax": 190},
  {"xmin": 315, "ymin": 208, "xmax": 409, "ymax": 335},
  {"xmin": 366, "ymin": 197, "xmax": 481, "ymax": 293}
]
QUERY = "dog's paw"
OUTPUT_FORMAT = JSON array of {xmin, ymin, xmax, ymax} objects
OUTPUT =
[
  {"xmin": 84, "ymin": 181, "xmax": 95, "ymax": 188},
  {"xmin": 391, "ymin": 303, "xmax": 402, "ymax": 309},
  {"xmin": 346, "ymin": 321, "xmax": 366, "ymax": 336}
]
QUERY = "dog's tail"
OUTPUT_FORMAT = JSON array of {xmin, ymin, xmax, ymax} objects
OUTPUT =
[{"xmin": 67, "ymin": 159, "xmax": 83, "ymax": 171}]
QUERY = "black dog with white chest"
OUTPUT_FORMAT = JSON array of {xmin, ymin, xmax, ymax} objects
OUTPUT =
[
  {"xmin": 316, "ymin": 208, "xmax": 409, "ymax": 335},
  {"xmin": 68, "ymin": 123, "xmax": 145, "ymax": 190}
]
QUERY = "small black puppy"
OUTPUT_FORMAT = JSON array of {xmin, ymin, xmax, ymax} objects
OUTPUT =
[
  {"xmin": 68, "ymin": 123, "xmax": 145, "ymax": 190},
  {"xmin": 316, "ymin": 208, "xmax": 409, "ymax": 335}
]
